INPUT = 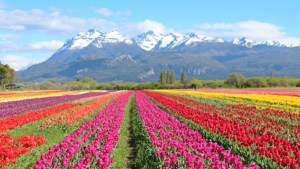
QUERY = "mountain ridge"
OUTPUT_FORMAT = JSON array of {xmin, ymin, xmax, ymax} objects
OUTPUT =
[
  {"xmin": 17, "ymin": 29, "xmax": 300, "ymax": 82},
  {"xmin": 57, "ymin": 29, "xmax": 297, "ymax": 52}
]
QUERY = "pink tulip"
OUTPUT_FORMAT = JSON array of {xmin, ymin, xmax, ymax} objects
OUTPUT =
[{"xmin": 135, "ymin": 91, "xmax": 259, "ymax": 169}]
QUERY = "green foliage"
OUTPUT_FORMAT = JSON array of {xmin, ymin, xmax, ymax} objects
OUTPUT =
[
  {"xmin": 224, "ymin": 73, "xmax": 246, "ymax": 88},
  {"xmin": 110, "ymin": 95, "xmax": 133, "ymax": 169},
  {"xmin": 244, "ymin": 78, "xmax": 267, "ymax": 88},
  {"xmin": 181, "ymin": 70, "xmax": 188, "ymax": 86},
  {"xmin": 130, "ymin": 95, "xmax": 160, "ymax": 168},
  {"xmin": 190, "ymin": 78, "xmax": 202, "ymax": 88},
  {"xmin": 166, "ymin": 70, "xmax": 171, "ymax": 84},
  {"xmin": 170, "ymin": 70, "xmax": 176, "ymax": 84},
  {"xmin": 159, "ymin": 69, "xmax": 176, "ymax": 86},
  {"xmin": 0, "ymin": 62, "xmax": 15, "ymax": 90},
  {"xmin": 23, "ymin": 74, "xmax": 300, "ymax": 90},
  {"xmin": 159, "ymin": 69, "xmax": 167, "ymax": 85},
  {"xmin": 271, "ymin": 69, "xmax": 276, "ymax": 77}
]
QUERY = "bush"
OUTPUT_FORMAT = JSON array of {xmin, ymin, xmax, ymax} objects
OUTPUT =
[
  {"xmin": 224, "ymin": 73, "xmax": 246, "ymax": 88},
  {"xmin": 244, "ymin": 78, "xmax": 267, "ymax": 88}
]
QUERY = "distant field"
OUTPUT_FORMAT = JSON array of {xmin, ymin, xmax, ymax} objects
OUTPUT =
[
  {"xmin": 180, "ymin": 88, "xmax": 300, "ymax": 96},
  {"xmin": 1, "ymin": 89, "xmax": 299, "ymax": 169}
]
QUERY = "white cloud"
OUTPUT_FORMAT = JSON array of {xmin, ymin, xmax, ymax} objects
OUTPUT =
[
  {"xmin": 0, "ymin": 9, "xmax": 163, "ymax": 37},
  {"xmin": 0, "ymin": 55, "xmax": 44, "ymax": 70},
  {"xmin": 0, "ymin": 9, "xmax": 117, "ymax": 35},
  {"xmin": 131, "ymin": 19, "xmax": 166, "ymax": 33},
  {"xmin": 95, "ymin": 8, "xmax": 114, "ymax": 17},
  {"xmin": 0, "ymin": 40, "xmax": 64, "ymax": 53},
  {"xmin": 95, "ymin": 7, "xmax": 131, "ymax": 17},
  {"xmin": 193, "ymin": 20, "xmax": 300, "ymax": 46},
  {"xmin": 29, "ymin": 41, "xmax": 64, "ymax": 50}
]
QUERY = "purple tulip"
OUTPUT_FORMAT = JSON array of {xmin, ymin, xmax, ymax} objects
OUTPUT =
[
  {"xmin": 32, "ymin": 91, "xmax": 133, "ymax": 169},
  {"xmin": 0, "ymin": 92, "xmax": 110, "ymax": 118}
]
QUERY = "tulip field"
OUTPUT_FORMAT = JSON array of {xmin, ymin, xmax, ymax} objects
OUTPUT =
[{"xmin": 0, "ymin": 89, "xmax": 299, "ymax": 169}]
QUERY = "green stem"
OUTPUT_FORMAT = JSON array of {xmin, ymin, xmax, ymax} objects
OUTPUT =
[{"xmin": 110, "ymin": 95, "xmax": 133, "ymax": 169}]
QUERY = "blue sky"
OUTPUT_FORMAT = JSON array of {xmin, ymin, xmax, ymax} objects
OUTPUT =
[{"xmin": 0, "ymin": 0, "xmax": 299, "ymax": 70}]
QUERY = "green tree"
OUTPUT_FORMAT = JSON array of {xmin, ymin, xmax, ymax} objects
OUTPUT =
[
  {"xmin": 0, "ymin": 62, "xmax": 15, "ymax": 90},
  {"xmin": 244, "ymin": 78, "xmax": 267, "ymax": 88},
  {"xmin": 160, "ymin": 69, "xmax": 167, "ymax": 85},
  {"xmin": 224, "ymin": 73, "xmax": 246, "ymax": 88},
  {"xmin": 296, "ymin": 80, "xmax": 300, "ymax": 87},
  {"xmin": 170, "ymin": 70, "xmax": 176, "ymax": 84},
  {"xmin": 271, "ymin": 69, "xmax": 276, "ymax": 78},
  {"xmin": 81, "ymin": 78, "xmax": 98, "ymax": 89},
  {"xmin": 166, "ymin": 70, "xmax": 171, "ymax": 84},
  {"xmin": 181, "ymin": 70, "xmax": 188, "ymax": 86}
]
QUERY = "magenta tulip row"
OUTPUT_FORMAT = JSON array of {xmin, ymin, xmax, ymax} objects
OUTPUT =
[
  {"xmin": 32, "ymin": 91, "xmax": 132, "ymax": 169},
  {"xmin": 0, "ymin": 92, "xmax": 109, "ymax": 118},
  {"xmin": 135, "ymin": 91, "xmax": 259, "ymax": 169}
]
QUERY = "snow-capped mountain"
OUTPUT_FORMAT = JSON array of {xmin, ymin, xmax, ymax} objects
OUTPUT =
[
  {"xmin": 184, "ymin": 33, "xmax": 224, "ymax": 46},
  {"xmin": 134, "ymin": 31, "xmax": 224, "ymax": 51},
  {"xmin": 59, "ymin": 29, "xmax": 132, "ymax": 51},
  {"xmin": 233, "ymin": 37, "xmax": 256, "ymax": 48},
  {"xmin": 17, "ymin": 28, "xmax": 300, "ymax": 83},
  {"xmin": 134, "ymin": 30, "xmax": 163, "ymax": 51},
  {"xmin": 156, "ymin": 33, "xmax": 185, "ymax": 49},
  {"xmin": 258, "ymin": 40, "xmax": 287, "ymax": 47},
  {"xmin": 56, "ymin": 29, "xmax": 295, "ymax": 53},
  {"xmin": 91, "ymin": 30, "xmax": 133, "ymax": 48},
  {"xmin": 233, "ymin": 37, "xmax": 287, "ymax": 48}
]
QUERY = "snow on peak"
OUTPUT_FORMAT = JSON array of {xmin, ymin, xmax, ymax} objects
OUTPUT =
[
  {"xmin": 135, "ymin": 31, "xmax": 224, "ymax": 51},
  {"xmin": 233, "ymin": 37, "xmax": 287, "ymax": 48},
  {"xmin": 233, "ymin": 37, "xmax": 256, "ymax": 48},
  {"xmin": 59, "ymin": 29, "xmax": 132, "ymax": 51},
  {"xmin": 184, "ymin": 33, "xmax": 224, "ymax": 46},
  {"xmin": 134, "ymin": 30, "xmax": 163, "ymax": 51},
  {"xmin": 258, "ymin": 40, "xmax": 287, "ymax": 47},
  {"xmin": 68, "ymin": 29, "xmax": 102, "ymax": 50},
  {"xmin": 100, "ymin": 31, "xmax": 133, "ymax": 44},
  {"xmin": 92, "ymin": 31, "xmax": 133, "ymax": 48},
  {"xmin": 157, "ymin": 33, "xmax": 184, "ymax": 48}
]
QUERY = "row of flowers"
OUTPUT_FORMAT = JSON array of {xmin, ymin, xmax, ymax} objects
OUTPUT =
[
  {"xmin": 0, "ymin": 92, "xmax": 109, "ymax": 118},
  {"xmin": 0, "ymin": 134, "xmax": 45, "ymax": 169},
  {"xmin": 0, "ymin": 103, "xmax": 78, "ymax": 132},
  {"xmin": 157, "ymin": 90, "xmax": 300, "ymax": 112},
  {"xmin": 39, "ymin": 91, "xmax": 124, "ymax": 128},
  {"xmin": 144, "ymin": 91, "xmax": 300, "ymax": 169},
  {"xmin": 163, "ymin": 92, "xmax": 300, "ymax": 132},
  {"xmin": 33, "ymin": 91, "xmax": 133, "ymax": 169},
  {"xmin": 136, "ymin": 91, "xmax": 258, "ymax": 169},
  {"xmin": 0, "ymin": 90, "xmax": 77, "ymax": 102},
  {"xmin": 195, "ymin": 88, "xmax": 300, "ymax": 96}
]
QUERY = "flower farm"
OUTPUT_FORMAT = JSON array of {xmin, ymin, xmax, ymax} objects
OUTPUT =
[{"xmin": 0, "ymin": 89, "xmax": 299, "ymax": 169}]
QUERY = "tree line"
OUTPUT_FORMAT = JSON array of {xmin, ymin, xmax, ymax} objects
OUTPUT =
[
  {"xmin": 2, "ymin": 65, "xmax": 300, "ymax": 90},
  {"xmin": 159, "ymin": 69, "xmax": 189, "ymax": 86}
]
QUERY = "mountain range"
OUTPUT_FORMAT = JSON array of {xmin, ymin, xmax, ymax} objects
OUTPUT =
[{"xmin": 17, "ymin": 29, "xmax": 300, "ymax": 82}]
